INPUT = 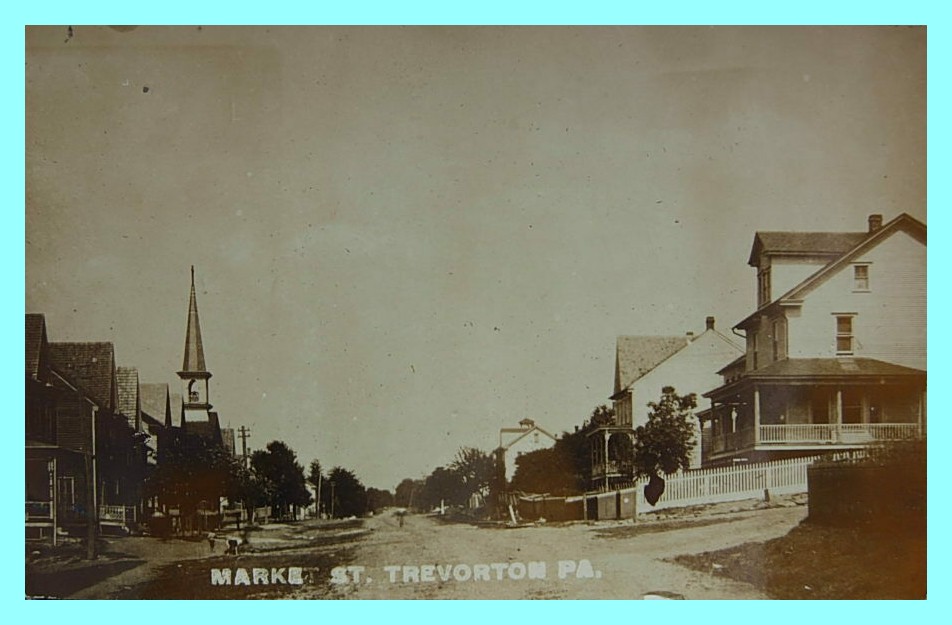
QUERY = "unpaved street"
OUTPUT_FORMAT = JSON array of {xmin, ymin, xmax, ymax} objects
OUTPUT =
[
  {"xmin": 37, "ymin": 504, "xmax": 807, "ymax": 599},
  {"xmin": 313, "ymin": 506, "xmax": 806, "ymax": 599}
]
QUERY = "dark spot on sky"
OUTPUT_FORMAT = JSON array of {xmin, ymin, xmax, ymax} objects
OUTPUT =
[{"xmin": 143, "ymin": 86, "xmax": 150, "ymax": 93}]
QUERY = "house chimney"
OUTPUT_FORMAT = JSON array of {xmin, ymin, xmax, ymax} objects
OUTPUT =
[
  {"xmin": 706, "ymin": 316, "xmax": 715, "ymax": 331},
  {"xmin": 868, "ymin": 214, "xmax": 883, "ymax": 233}
]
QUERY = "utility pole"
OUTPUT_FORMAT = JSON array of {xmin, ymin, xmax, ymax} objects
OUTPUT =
[{"xmin": 237, "ymin": 426, "xmax": 251, "ymax": 469}]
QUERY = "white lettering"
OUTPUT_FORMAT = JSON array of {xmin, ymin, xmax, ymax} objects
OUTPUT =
[
  {"xmin": 211, "ymin": 568, "xmax": 232, "ymax": 585},
  {"xmin": 384, "ymin": 565, "xmax": 401, "ymax": 583},
  {"xmin": 490, "ymin": 563, "xmax": 508, "ymax": 580},
  {"xmin": 576, "ymin": 559, "xmax": 595, "ymax": 579},
  {"xmin": 234, "ymin": 568, "xmax": 251, "ymax": 585},
  {"xmin": 330, "ymin": 567, "xmax": 349, "ymax": 584},
  {"xmin": 528, "ymin": 561, "xmax": 546, "ymax": 579},
  {"xmin": 348, "ymin": 566, "xmax": 365, "ymax": 584},
  {"xmin": 558, "ymin": 560, "xmax": 577, "ymax": 579},
  {"xmin": 253, "ymin": 568, "xmax": 269, "ymax": 585},
  {"xmin": 270, "ymin": 568, "xmax": 287, "ymax": 584},
  {"xmin": 509, "ymin": 562, "xmax": 526, "ymax": 580},
  {"xmin": 436, "ymin": 565, "xmax": 453, "ymax": 582},
  {"xmin": 288, "ymin": 567, "xmax": 304, "ymax": 585},
  {"xmin": 473, "ymin": 564, "xmax": 491, "ymax": 581},
  {"xmin": 403, "ymin": 566, "xmax": 420, "ymax": 583},
  {"xmin": 453, "ymin": 564, "xmax": 472, "ymax": 581},
  {"xmin": 420, "ymin": 565, "xmax": 436, "ymax": 582}
]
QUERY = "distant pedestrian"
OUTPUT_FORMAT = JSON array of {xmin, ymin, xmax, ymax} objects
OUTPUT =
[{"xmin": 207, "ymin": 532, "xmax": 216, "ymax": 552}]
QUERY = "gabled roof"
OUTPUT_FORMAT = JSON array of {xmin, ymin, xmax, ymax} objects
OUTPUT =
[
  {"xmin": 169, "ymin": 392, "xmax": 184, "ymax": 428},
  {"xmin": 614, "ymin": 335, "xmax": 689, "ymax": 395},
  {"xmin": 185, "ymin": 411, "xmax": 222, "ymax": 444},
  {"xmin": 140, "ymin": 383, "xmax": 171, "ymax": 422},
  {"xmin": 738, "ymin": 213, "xmax": 926, "ymax": 329},
  {"xmin": 116, "ymin": 366, "xmax": 140, "ymax": 424},
  {"xmin": 25, "ymin": 313, "xmax": 48, "ymax": 380},
  {"xmin": 499, "ymin": 423, "xmax": 557, "ymax": 451},
  {"xmin": 48, "ymin": 342, "xmax": 116, "ymax": 409},
  {"xmin": 747, "ymin": 231, "xmax": 867, "ymax": 266}
]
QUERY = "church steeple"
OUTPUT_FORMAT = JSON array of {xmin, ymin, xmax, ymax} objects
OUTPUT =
[
  {"xmin": 182, "ymin": 265, "xmax": 207, "ymax": 373},
  {"xmin": 178, "ymin": 266, "xmax": 212, "ymax": 418}
]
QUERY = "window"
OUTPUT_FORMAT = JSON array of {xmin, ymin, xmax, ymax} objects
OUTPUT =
[
  {"xmin": 853, "ymin": 264, "xmax": 870, "ymax": 291},
  {"xmin": 758, "ymin": 268, "xmax": 771, "ymax": 307},
  {"xmin": 771, "ymin": 319, "xmax": 785, "ymax": 361},
  {"xmin": 751, "ymin": 333, "xmax": 759, "ymax": 369},
  {"xmin": 836, "ymin": 315, "xmax": 855, "ymax": 354}
]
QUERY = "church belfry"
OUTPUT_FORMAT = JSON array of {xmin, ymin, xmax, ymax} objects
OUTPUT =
[{"xmin": 178, "ymin": 266, "xmax": 213, "ymax": 422}]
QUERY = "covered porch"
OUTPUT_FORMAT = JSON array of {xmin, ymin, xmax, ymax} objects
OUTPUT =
[{"xmin": 699, "ymin": 358, "xmax": 925, "ymax": 465}]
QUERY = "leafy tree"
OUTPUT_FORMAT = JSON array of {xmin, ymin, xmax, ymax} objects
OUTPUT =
[
  {"xmin": 394, "ymin": 478, "xmax": 424, "ymax": 510},
  {"xmin": 147, "ymin": 434, "xmax": 234, "ymax": 526},
  {"xmin": 367, "ymin": 487, "xmax": 394, "ymax": 512},
  {"xmin": 450, "ymin": 446, "xmax": 495, "ymax": 499},
  {"xmin": 633, "ymin": 386, "xmax": 697, "ymax": 479},
  {"xmin": 250, "ymin": 440, "xmax": 313, "ymax": 519},
  {"xmin": 420, "ymin": 466, "xmax": 467, "ymax": 509},
  {"xmin": 327, "ymin": 467, "xmax": 366, "ymax": 518}
]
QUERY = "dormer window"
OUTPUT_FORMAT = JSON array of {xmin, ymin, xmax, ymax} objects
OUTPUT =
[{"xmin": 853, "ymin": 264, "xmax": 870, "ymax": 291}]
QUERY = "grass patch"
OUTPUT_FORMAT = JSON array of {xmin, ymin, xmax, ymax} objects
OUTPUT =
[{"xmin": 670, "ymin": 520, "xmax": 926, "ymax": 599}]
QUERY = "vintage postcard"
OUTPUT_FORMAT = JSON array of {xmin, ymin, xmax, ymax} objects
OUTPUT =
[{"xmin": 25, "ymin": 25, "xmax": 926, "ymax": 599}]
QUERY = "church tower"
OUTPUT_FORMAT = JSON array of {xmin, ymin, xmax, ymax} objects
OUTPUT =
[{"xmin": 178, "ymin": 266, "xmax": 213, "ymax": 423}]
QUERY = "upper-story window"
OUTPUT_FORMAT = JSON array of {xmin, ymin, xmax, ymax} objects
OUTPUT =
[
  {"xmin": 771, "ymin": 318, "xmax": 785, "ymax": 361},
  {"xmin": 758, "ymin": 268, "xmax": 771, "ymax": 307},
  {"xmin": 853, "ymin": 264, "xmax": 870, "ymax": 291},
  {"xmin": 835, "ymin": 314, "xmax": 856, "ymax": 355}
]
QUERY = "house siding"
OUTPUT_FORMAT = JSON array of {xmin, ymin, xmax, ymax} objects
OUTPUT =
[
  {"xmin": 787, "ymin": 230, "xmax": 925, "ymax": 369},
  {"xmin": 630, "ymin": 331, "xmax": 743, "ymax": 468}
]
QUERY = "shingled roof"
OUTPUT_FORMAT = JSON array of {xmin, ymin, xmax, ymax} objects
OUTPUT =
[
  {"xmin": 48, "ymin": 342, "xmax": 116, "ymax": 409},
  {"xmin": 25, "ymin": 313, "xmax": 48, "ymax": 380},
  {"xmin": 747, "ymin": 357, "xmax": 925, "ymax": 379},
  {"xmin": 747, "ymin": 231, "xmax": 867, "ymax": 266},
  {"xmin": 614, "ymin": 335, "xmax": 690, "ymax": 395},
  {"xmin": 116, "ymin": 366, "xmax": 140, "ymax": 429}
]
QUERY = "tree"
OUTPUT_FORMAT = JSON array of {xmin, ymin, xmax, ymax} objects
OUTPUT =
[
  {"xmin": 420, "ymin": 466, "xmax": 467, "ymax": 509},
  {"xmin": 327, "ymin": 467, "xmax": 366, "ymax": 518},
  {"xmin": 449, "ymin": 447, "xmax": 495, "ymax": 499},
  {"xmin": 250, "ymin": 440, "xmax": 313, "ymax": 519},
  {"xmin": 633, "ymin": 386, "xmax": 698, "ymax": 480},
  {"xmin": 367, "ymin": 487, "xmax": 394, "ymax": 512},
  {"xmin": 394, "ymin": 478, "xmax": 423, "ymax": 510},
  {"xmin": 307, "ymin": 459, "xmax": 329, "ymax": 517}
]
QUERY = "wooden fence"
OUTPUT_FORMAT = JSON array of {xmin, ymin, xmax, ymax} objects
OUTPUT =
[{"xmin": 627, "ymin": 451, "xmax": 865, "ymax": 511}]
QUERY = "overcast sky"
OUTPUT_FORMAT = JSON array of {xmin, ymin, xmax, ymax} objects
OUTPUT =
[{"xmin": 25, "ymin": 26, "xmax": 925, "ymax": 489}]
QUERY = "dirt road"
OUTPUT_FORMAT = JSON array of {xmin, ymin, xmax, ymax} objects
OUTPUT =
[
  {"xmin": 313, "ymin": 506, "xmax": 807, "ymax": 599},
  {"xmin": 35, "ymin": 504, "xmax": 807, "ymax": 599}
]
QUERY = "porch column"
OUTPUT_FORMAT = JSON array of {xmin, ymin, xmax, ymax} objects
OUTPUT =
[
  {"xmin": 604, "ymin": 431, "xmax": 610, "ymax": 491},
  {"xmin": 918, "ymin": 389, "xmax": 925, "ymax": 437},
  {"xmin": 753, "ymin": 386, "xmax": 761, "ymax": 445},
  {"xmin": 835, "ymin": 388, "xmax": 843, "ymax": 442}
]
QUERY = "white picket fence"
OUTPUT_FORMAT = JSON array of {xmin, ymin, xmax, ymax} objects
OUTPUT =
[{"xmin": 627, "ymin": 452, "xmax": 863, "ymax": 512}]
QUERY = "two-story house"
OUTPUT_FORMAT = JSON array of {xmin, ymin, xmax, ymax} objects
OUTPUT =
[{"xmin": 699, "ymin": 214, "xmax": 926, "ymax": 466}]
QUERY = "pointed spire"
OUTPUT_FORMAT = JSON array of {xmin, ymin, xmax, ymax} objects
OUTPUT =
[{"xmin": 182, "ymin": 265, "xmax": 207, "ymax": 372}]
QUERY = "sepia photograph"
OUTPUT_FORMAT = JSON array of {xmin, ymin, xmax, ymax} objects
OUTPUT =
[{"xmin": 24, "ymin": 25, "xmax": 926, "ymax": 599}]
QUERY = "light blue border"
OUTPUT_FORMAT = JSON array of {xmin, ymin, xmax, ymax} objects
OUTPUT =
[{"xmin": 5, "ymin": 1, "xmax": 947, "ymax": 622}]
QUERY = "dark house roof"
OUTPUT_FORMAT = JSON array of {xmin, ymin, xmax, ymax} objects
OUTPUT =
[
  {"xmin": 116, "ymin": 366, "xmax": 140, "ymax": 425},
  {"xmin": 705, "ymin": 358, "xmax": 925, "ymax": 398},
  {"xmin": 614, "ymin": 336, "xmax": 689, "ymax": 395},
  {"xmin": 48, "ymin": 342, "xmax": 117, "ymax": 409},
  {"xmin": 747, "ymin": 231, "xmax": 867, "ymax": 266},
  {"xmin": 185, "ymin": 411, "xmax": 222, "ymax": 445},
  {"xmin": 25, "ymin": 313, "xmax": 48, "ymax": 380}
]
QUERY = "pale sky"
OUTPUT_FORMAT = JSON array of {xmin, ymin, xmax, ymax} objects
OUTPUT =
[{"xmin": 25, "ymin": 26, "xmax": 926, "ymax": 489}]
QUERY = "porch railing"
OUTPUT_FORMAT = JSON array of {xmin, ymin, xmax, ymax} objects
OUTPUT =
[
  {"xmin": 99, "ymin": 505, "xmax": 136, "ymax": 525},
  {"xmin": 592, "ymin": 460, "xmax": 634, "ymax": 479},
  {"xmin": 759, "ymin": 423, "xmax": 921, "ymax": 445},
  {"xmin": 708, "ymin": 423, "xmax": 921, "ymax": 454}
]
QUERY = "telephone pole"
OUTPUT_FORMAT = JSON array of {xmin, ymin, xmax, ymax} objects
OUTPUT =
[{"xmin": 237, "ymin": 425, "xmax": 251, "ymax": 469}]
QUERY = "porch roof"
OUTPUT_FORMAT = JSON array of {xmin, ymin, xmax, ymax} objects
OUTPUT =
[{"xmin": 704, "ymin": 357, "xmax": 926, "ymax": 398}]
